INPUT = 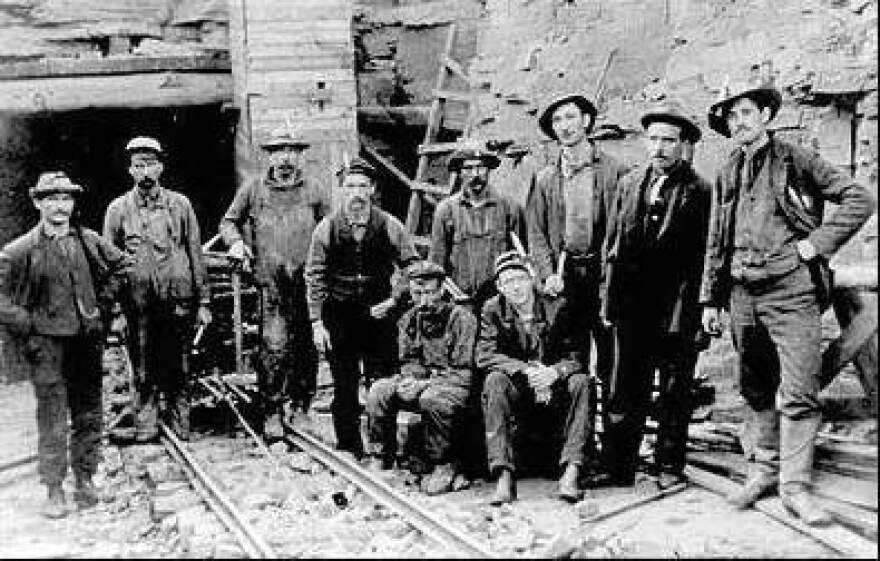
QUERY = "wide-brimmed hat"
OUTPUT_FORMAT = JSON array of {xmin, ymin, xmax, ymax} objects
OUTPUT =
[
  {"xmin": 538, "ymin": 93, "xmax": 597, "ymax": 140},
  {"xmin": 260, "ymin": 125, "xmax": 311, "ymax": 150},
  {"xmin": 125, "ymin": 136, "xmax": 163, "ymax": 155},
  {"xmin": 29, "ymin": 171, "xmax": 83, "ymax": 199},
  {"xmin": 708, "ymin": 80, "xmax": 782, "ymax": 138},
  {"xmin": 447, "ymin": 139, "xmax": 501, "ymax": 171},
  {"xmin": 640, "ymin": 99, "xmax": 702, "ymax": 143}
]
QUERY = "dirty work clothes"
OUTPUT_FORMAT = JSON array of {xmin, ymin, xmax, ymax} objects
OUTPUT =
[
  {"xmin": 30, "ymin": 336, "xmax": 103, "ymax": 486},
  {"xmin": 103, "ymin": 186, "xmax": 208, "ymax": 308},
  {"xmin": 429, "ymin": 190, "xmax": 526, "ymax": 305},
  {"xmin": 367, "ymin": 302, "xmax": 477, "ymax": 462},
  {"xmin": 306, "ymin": 207, "xmax": 418, "ymax": 455},
  {"xmin": 127, "ymin": 301, "xmax": 195, "ymax": 438},
  {"xmin": 601, "ymin": 162, "xmax": 710, "ymax": 479},
  {"xmin": 219, "ymin": 175, "xmax": 329, "ymax": 410},
  {"xmin": 476, "ymin": 293, "xmax": 591, "ymax": 474}
]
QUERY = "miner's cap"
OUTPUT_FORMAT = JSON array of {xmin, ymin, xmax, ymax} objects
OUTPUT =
[
  {"xmin": 125, "ymin": 136, "xmax": 164, "ymax": 156},
  {"xmin": 260, "ymin": 125, "xmax": 311, "ymax": 150},
  {"xmin": 494, "ymin": 250, "xmax": 530, "ymax": 278},
  {"xmin": 640, "ymin": 99, "xmax": 702, "ymax": 143},
  {"xmin": 407, "ymin": 260, "xmax": 446, "ymax": 282},
  {"xmin": 447, "ymin": 139, "xmax": 501, "ymax": 171},
  {"xmin": 340, "ymin": 156, "xmax": 378, "ymax": 181},
  {"xmin": 29, "ymin": 171, "xmax": 83, "ymax": 199}
]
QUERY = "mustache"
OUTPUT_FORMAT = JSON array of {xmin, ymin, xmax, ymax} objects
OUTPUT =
[{"xmin": 137, "ymin": 177, "xmax": 156, "ymax": 188}]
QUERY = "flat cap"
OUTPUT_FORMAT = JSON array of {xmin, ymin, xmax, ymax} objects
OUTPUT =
[
  {"xmin": 125, "ymin": 136, "xmax": 163, "ymax": 154},
  {"xmin": 29, "ymin": 171, "xmax": 83, "ymax": 199},
  {"xmin": 341, "ymin": 156, "xmax": 378, "ymax": 181},
  {"xmin": 447, "ymin": 138, "xmax": 501, "ymax": 171},
  {"xmin": 260, "ymin": 125, "xmax": 310, "ymax": 150},
  {"xmin": 494, "ymin": 250, "xmax": 530, "ymax": 278},
  {"xmin": 538, "ymin": 93, "xmax": 597, "ymax": 140},
  {"xmin": 407, "ymin": 260, "xmax": 446, "ymax": 282}
]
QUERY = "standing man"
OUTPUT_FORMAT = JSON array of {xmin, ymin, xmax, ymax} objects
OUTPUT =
[
  {"xmin": 104, "ymin": 136, "xmax": 212, "ymax": 442},
  {"xmin": 600, "ymin": 101, "xmax": 710, "ymax": 488},
  {"xmin": 526, "ymin": 93, "xmax": 628, "ymax": 465},
  {"xmin": 365, "ymin": 260, "xmax": 478, "ymax": 495},
  {"xmin": 701, "ymin": 81, "xmax": 874, "ymax": 525},
  {"xmin": 0, "ymin": 172, "xmax": 129, "ymax": 518},
  {"xmin": 430, "ymin": 139, "xmax": 526, "ymax": 309},
  {"xmin": 477, "ymin": 251, "xmax": 592, "ymax": 505},
  {"xmin": 306, "ymin": 157, "xmax": 419, "ymax": 458},
  {"xmin": 219, "ymin": 126, "xmax": 330, "ymax": 439}
]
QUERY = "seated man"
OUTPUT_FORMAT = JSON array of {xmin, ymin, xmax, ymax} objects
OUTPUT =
[
  {"xmin": 365, "ymin": 260, "xmax": 478, "ymax": 495},
  {"xmin": 477, "ymin": 251, "xmax": 591, "ymax": 505}
]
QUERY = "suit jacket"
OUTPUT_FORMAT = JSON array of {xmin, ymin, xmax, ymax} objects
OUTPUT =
[
  {"xmin": 601, "ymin": 162, "xmax": 710, "ymax": 338},
  {"xmin": 700, "ymin": 136, "xmax": 876, "ymax": 307},
  {"xmin": 526, "ymin": 146, "xmax": 628, "ymax": 280}
]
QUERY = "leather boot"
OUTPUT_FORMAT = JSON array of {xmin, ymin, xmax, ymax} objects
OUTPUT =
[
  {"xmin": 557, "ymin": 463, "xmax": 583, "ymax": 503},
  {"xmin": 41, "ymin": 484, "xmax": 67, "ymax": 519},
  {"xmin": 489, "ymin": 468, "xmax": 516, "ymax": 506},
  {"xmin": 727, "ymin": 468, "xmax": 778, "ymax": 509},
  {"xmin": 74, "ymin": 473, "xmax": 99, "ymax": 509},
  {"xmin": 422, "ymin": 462, "xmax": 456, "ymax": 496},
  {"xmin": 263, "ymin": 409, "xmax": 284, "ymax": 442},
  {"xmin": 780, "ymin": 483, "xmax": 832, "ymax": 526}
]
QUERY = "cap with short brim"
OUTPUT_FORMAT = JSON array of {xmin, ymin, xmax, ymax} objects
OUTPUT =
[{"xmin": 29, "ymin": 171, "xmax": 83, "ymax": 199}]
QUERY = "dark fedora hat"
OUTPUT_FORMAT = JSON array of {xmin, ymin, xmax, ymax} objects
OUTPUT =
[
  {"xmin": 708, "ymin": 79, "xmax": 782, "ymax": 138},
  {"xmin": 641, "ymin": 99, "xmax": 702, "ymax": 143},
  {"xmin": 447, "ymin": 138, "xmax": 501, "ymax": 171},
  {"xmin": 538, "ymin": 93, "xmax": 598, "ymax": 140}
]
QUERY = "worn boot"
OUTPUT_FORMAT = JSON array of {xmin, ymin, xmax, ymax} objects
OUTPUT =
[
  {"xmin": 489, "ymin": 468, "xmax": 516, "ymax": 506},
  {"xmin": 367, "ymin": 454, "xmax": 395, "ymax": 471},
  {"xmin": 41, "ymin": 484, "xmax": 67, "ymax": 519},
  {"xmin": 168, "ymin": 394, "xmax": 190, "ymax": 441},
  {"xmin": 557, "ymin": 463, "xmax": 583, "ymax": 503},
  {"xmin": 73, "ymin": 472, "xmax": 99, "ymax": 510},
  {"xmin": 780, "ymin": 483, "xmax": 833, "ymax": 526},
  {"xmin": 422, "ymin": 462, "xmax": 456, "ymax": 496},
  {"xmin": 263, "ymin": 409, "xmax": 284, "ymax": 442},
  {"xmin": 727, "ymin": 468, "xmax": 778, "ymax": 509}
]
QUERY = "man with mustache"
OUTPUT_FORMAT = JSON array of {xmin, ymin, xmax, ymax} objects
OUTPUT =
[
  {"xmin": 306, "ymin": 157, "xmax": 419, "ymax": 458},
  {"xmin": 219, "ymin": 126, "xmax": 330, "ymax": 439},
  {"xmin": 701, "ymin": 80, "xmax": 874, "ymax": 525},
  {"xmin": 477, "ymin": 251, "xmax": 592, "ymax": 505},
  {"xmin": 526, "ymin": 93, "xmax": 628, "ymax": 477},
  {"xmin": 429, "ymin": 139, "xmax": 526, "ymax": 310},
  {"xmin": 0, "ymin": 172, "xmax": 129, "ymax": 518},
  {"xmin": 600, "ymin": 101, "xmax": 710, "ymax": 489},
  {"xmin": 365, "ymin": 260, "xmax": 477, "ymax": 495},
  {"xmin": 104, "ymin": 136, "xmax": 212, "ymax": 442}
]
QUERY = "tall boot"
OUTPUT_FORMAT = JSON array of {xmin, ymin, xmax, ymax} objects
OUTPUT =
[
  {"xmin": 41, "ymin": 484, "xmax": 67, "ymax": 519},
  {"xmin": 728, "ymin": 408, "xmax": 779, "ymax": 509},
  {"xmin": 779, "ymin": 415, "xmax": 831, "ymax": 526},
  {"xmin": 74, "ymin": 472, "xmax": 99, "ymax": 509}
]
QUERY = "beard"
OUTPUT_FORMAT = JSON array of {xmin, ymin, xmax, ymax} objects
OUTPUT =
[
  {"xmin": 345, "ymin": 196, "xmax": 371, "ymax": 224},
  {"xmin": 137, "ymin": 177, "xmax": 157, "ymax": 190}
]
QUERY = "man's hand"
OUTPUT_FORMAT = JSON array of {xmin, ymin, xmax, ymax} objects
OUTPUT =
[
  {"xmin": 196, "ymin": 305, "xmax": 212, "ymax": 327},
  {"xmin": 525, "ymin": 363, "xmax": 558, "ymax": 392},
  {"xmin": 701, "ymin": 306, "xmax": 722, "ymax": 337},
  {"xmin": 543, "ymin": 274, "xmax": 564, "ymax": 297},
  {"xmin": 370, "ymin": 298, "xmax": 395, "ymax": 320},
  {"xmin": 312, "ymin": 320, "xmax": 332, "ymax": 352},
  {"xmin": 397, "ymin": 377, "xmax": 429, "ymax": 402},
  {"xmin": 796, "ymin": 239, "xmax": 818, "ymax": 262}
]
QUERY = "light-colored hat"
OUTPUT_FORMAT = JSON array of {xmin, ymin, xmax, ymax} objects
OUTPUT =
[
  {"xmin": 125, "ymin": 136, "xmax": 163, "ymax": 154},
  {"xmin": 447, "ymin": 138, "xmax": 501, "ymax": 171},
  {"xmin": 29, "ymin": 171, "xmax": 83, "ymax": 199},
  {"xmin": 407, "ymin": 260, "xmax": 446, "ymax": 282},
  {"xmin": 640, "ymin": 99, "xmax": 702, "ymax": 143},
  {"xmin": 260, "ymin": 124, "xmax": 311, "ymax": 150}
]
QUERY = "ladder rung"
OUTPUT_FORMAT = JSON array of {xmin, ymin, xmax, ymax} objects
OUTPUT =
[
  {"xmin": 432, "ymin": 89, "xmax": 473, "ymax": 103},
  {"xmin": 417, "ymin": 142, "xmax": 460, "ymax": 156}
]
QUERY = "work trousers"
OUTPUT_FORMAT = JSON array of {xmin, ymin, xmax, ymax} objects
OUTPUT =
[
  {"xmin": 27, "ymin": 334, "xmax": 103, "ymax": 487},
  {"xmin": 323, "ymin": 300, "xmax": 397, "ymax": 456},
  {"xmin": 126, "ymin": 300, "xmax": 194, "ymax": 437},
  {"xmin": 257, "ymin": 267, "xmax": 318, "ymax": 414},
  {"xmin": 604, "ymin": 323, "xmax": 697, "ymax": 479},
  {"xmin": 482, "ymin": 370, "xmax": 592, "ymax": 476},
  {"xmin": 730, "ymin": 263, "xmax": 822, "ymax": 487},
  {"xmin": 366, "ymin": 378, "xmax": 470, "ymax": 464}
]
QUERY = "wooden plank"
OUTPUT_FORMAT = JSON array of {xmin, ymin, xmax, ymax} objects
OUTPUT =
[
  {"xmin": 246, "ymin": 69, "xmax": 355, "ymax": 90},
  {"xmin": 246, "ymin": 38, "xmax": 351, "ymax": 52},
  {"xmin": 432, "ymin": 89, "xmax": 473, "ymax": 103},
  {"xmin": 442, "ymin": 56, "xmax": 476, "ymax": 87},
  {"xmin": 0, "ymin": 72, "xmax": 231, "ymax": 112},
  {"xmin": 247, "ymin": 54, "xmax": 354, "ymax": 72},
  {"xmin": 361, "ymin": 142, "xmax": 451, "ymax": 198},
  {"xmin": 0, "ymin": 55, "xmax": 230, "ymax": 80},
  {"xmin": 244, "ymin": 20, "xmax": 351, "ymax": 36},
  {"xmin": 245, "ymin": 1, "xmax": 350, "ymax": 21},
  {"xmin": 418, "ymin": 142, "xmax": 461, "ymax": 156}
]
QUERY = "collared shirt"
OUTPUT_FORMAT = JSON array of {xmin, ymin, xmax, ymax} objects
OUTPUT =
[{"xmin": 560, "ymin": 143, "xmax": 597, "ymax": 256}]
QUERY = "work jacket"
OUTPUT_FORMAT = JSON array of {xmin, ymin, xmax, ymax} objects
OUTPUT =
[{"xmin": 398, "ymin": 301, "xmax": 477, "ymax": 390}]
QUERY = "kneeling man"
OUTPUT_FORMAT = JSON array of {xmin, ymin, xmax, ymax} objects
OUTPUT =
[
  {"xmin": 478, "ymin": 251, "xmax": 591, "ymax": 505},
  {"xmin": 365, "ymin": 260, "xmax": 478, "ymax": 495}
]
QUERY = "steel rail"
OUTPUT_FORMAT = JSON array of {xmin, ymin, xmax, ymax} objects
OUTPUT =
[
  {"xmin": 0, "ymin": 454, "xmax": 38, "ymax": 473},
  {"xmin": 579, "ymin": 481, "xmax": 689, "ymax": 524},
  {"xmin": 283, "ymin": 422, "xmax": 495, "ymax": 559},
  {"xmin": 159, "ymin": 422, "xmax": 277, "ymax": 559}
]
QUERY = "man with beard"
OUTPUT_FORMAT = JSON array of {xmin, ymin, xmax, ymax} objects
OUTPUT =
[
  {"xmin": 104, "ymin": 136, "xmax": 212, "ymax": 442},
  {"xmin": 306, "ymin": 157, "xmax": 419, "ymax": 458},
  {"xmin": 0, "ymin": 172, "xmax": 129, "ymax": 518},
  {"xmin": 701, "ymin": 80, "xmax": 874, "ymax": 525},
  {"xmin": 429, "ymin": 139, "xmax": 526, "ymax": 310},
  {"xmin": 219, "ymin": 126, "xmax": 330, "ymax": 439},
  {"xmin": 365, "ymin": 260, "xmax": 477, "ymax": 495},
  {"xmin": 477, "ymin": 251, "xmax": 592, "ymax": 505},
  {"xmin": 600, "ymin": 101, "xmax": 710, "ymax": 488}
]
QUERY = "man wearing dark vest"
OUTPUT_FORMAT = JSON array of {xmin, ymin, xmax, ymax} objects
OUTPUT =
[
  {"xmin": 103, "ymin": 136, "xmax": 212, "ymax": 442},
  {"xmin": 0, "ymin": 172, "xmax": 129, "ymax": 518},
  {"xmin": 220, "ymin": 126, "xmax": 330, "ymax": 439},
  {"xmin": 600, "ymin": 101, "xmax": 710, "ymax": 488},
  {"xmin": 701, "ymin": 80, "xmax": 874, "ymax": 525},
  {"xmin": 306, "ymin": 157, "xmax": 419, "ymax": 458}
]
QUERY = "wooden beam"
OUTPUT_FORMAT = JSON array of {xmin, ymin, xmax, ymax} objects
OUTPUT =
[
  {"xmin": 0, "ymin": 71, "xmax": 232, "ymax": 112},
  {"xmin": 432, "ymin": 89, "xmax": 473, "ymax": 103},
  {"xmin": 0, "ymin": 55, "xmax": 230, "ymax": 80},
  {"xmin": 418, "ymin": 142, "xmax": 460, "ymax": 156},
  {"xmin": 443, "ymin": 56, "xmax": 476, "ymax": 87},
  {"xmin": 357, "ymin": 105, "xmax": 431, "ymax": 127},
  {"xmin": 361, "ymin": 142, "xmax": 450, "ymax": 198}
]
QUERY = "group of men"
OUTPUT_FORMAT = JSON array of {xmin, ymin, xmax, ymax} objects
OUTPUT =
[{"xmin": 1, "ymin": 77, "xmax": 873, "ymax": 526}]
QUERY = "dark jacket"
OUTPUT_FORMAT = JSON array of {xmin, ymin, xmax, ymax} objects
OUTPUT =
[
  {"xmin": 0, "ymin": 225, "xmax": 129, "ymax": 337},
  {"xmin": 601, "ymin": 162, "xmax": 710, "ymax": 338},
  {"xmin": 305, "ymin": 207, "xmax": 419, "ymax": 321},
  {"xmin": 700, "ymin": 136, "xmax": 876, "ymax": 307},
  {"xmin": 476, "ymin": 291, "xmax": 587, "ymax": 379},
  {"xmin": 398, "ymin": 302, "xmax": 477, "ymax": 390},
  {"xmin": 526, "ymin": 146, "xmax": 628, "ymax": 280},
  {"xmin": 219, "ymin": 173, "xmax": 332, "ymax": 285}
]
